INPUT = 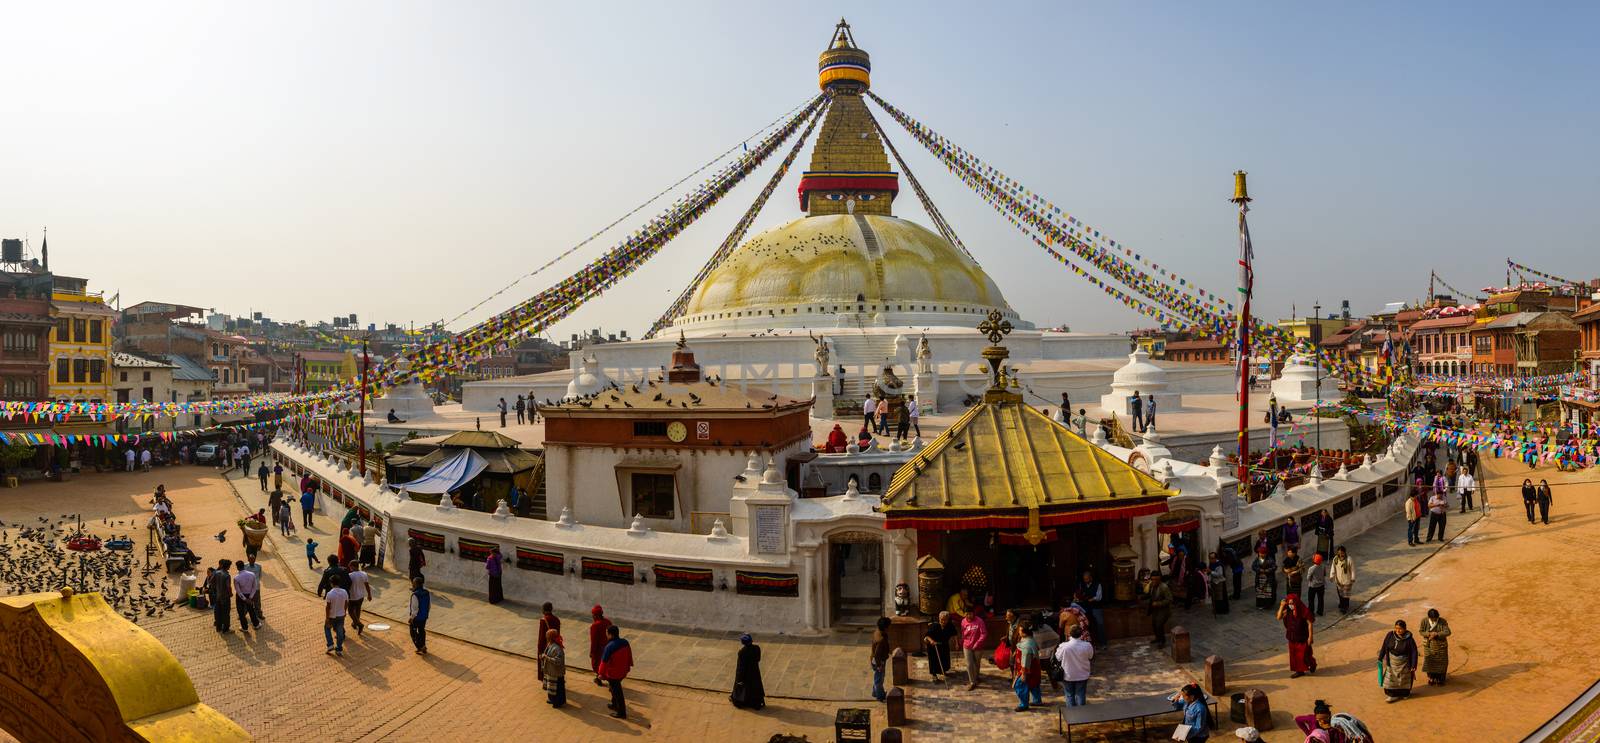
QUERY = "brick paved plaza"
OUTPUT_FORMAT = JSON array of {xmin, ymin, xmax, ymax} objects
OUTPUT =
[{"xmin": 0, "ymin": 454, "xmax": 1593, "ymax": 741}]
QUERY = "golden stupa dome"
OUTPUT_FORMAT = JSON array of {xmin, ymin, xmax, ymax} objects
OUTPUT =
[{"xmin": 674, "ymin": 214, "xmax": 1026, "ymax": 333}]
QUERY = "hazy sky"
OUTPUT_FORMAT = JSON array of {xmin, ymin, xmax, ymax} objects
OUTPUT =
[{"xmin": 3, "ymin": 2, "xmax": 1596, "ymax": 340}]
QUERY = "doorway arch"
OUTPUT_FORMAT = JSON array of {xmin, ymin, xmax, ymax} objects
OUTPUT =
[{"xmin": 826, "ymin": 530, "xmax": 885, "ymax": 627}]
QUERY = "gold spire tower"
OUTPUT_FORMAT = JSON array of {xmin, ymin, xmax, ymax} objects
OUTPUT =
[{"xmin": 799, "ymin": 19, "xmax": 899, "ymax": 216}]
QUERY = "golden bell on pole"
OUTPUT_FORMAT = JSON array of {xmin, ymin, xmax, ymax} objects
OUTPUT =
[{"xmin": 1231, "ymin": 170, "xmax": 1252, "ymax": 204}]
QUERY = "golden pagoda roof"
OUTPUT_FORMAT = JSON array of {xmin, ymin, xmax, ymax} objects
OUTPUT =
[{"xmin": 881, "ymin": 393, "xmax": 1175, "ymax": 526}]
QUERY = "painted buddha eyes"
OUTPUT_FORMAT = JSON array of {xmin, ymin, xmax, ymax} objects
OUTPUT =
[{"xmin": 824, "ymin": 192, "xmax": 876, "ymax": 201}]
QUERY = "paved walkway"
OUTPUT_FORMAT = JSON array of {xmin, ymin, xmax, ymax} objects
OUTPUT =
[
  {"xmin": 1172, "ymin": 497, "xmax": 1482, "ymax": 672},
  {"xmin": 0, "ymin": 467, "xmax": 880, "ymax": 742},
  {"xmin": 227, "ymin": 465, "xmax": 875, "ymax": 701}
]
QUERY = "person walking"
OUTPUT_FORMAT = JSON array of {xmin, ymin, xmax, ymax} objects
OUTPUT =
[
  {"xmin": 1012, "ymin": 620, "xmax": 1042, "ymax": 711},
  {"xmin": 1277, "ymin": 593, "xmax": 1316, "ymax": 678},
  {"xmin": 959, "ymin": 608, "xmax": 988, "ymax": 689},
  {"xmin": 497, "ymin": 398, "xmax": 508, "ymax": 428},
  {"xmin": 1537, "ymin": 479, "xmax": 1553, "ymax": 524},
  {"xmin": 729, "ymin": 634, "xmax": 766, "ymax": 710},
  {"xmin": 541, "ymin": 629, "xmax": 566, "ymax": 708},
  {"xmin": 242, "ymin": 553, "xmax": 264, "ymax": 619},
  {"xmin": 346, "ymin": 561, "xmax": 371, "ymax": 637},
  {"xmin": 1145, "ymin": 393, "xmax": 1157, "ymax": 430},
  {"xmin": 316, "ymin": 554, "xmax": 349, "ymax": 598},
  {"xmin": 895, "ymin": 403, "xmax": 910, "ymax": 441},
  {"xmin": 862, "ymin": 396, "xmax": 877, "ymax": 434},
  {"xmin": 1282, "ymin": 547, "xmax": 1303, "ymax": 598},
  {"xmin": 907, "ymin": 397, "xmax": 921, "ymax": 438},
  {"xmin": 870, "ymin": 617, "xmax": 891, "ymax": 702},
  {"xmin": 268, "ymin": 488, "xmax": 282, "ymax": 527},
  {"xmin": 257, "ymin": 462, "xmax": 269, "ymax": 491},
  {"xmin": 1521, "ymin": 479, "xmax": 1538, "ymax": 524},
  {"xmin": 407, "ymin": 576, "xmax": 430, "ymax": 655},
  {"xmin": 273, "ymin": 462, "xmax": 283, "ymax": 493},
  {"xmin": 537, "ymin": 602, "xmax": 561, "ymax": 681},
  {"xmin": 1426, "ymin": 488, "xmax": 1448, "ymax": 542},
  {"xmin": 588, "ymin": 606, "xmax": 613, "ymax": 687},
  {"xmin": 1305, "ymin": 553, "xmax": 1327, "ymax": 616},
  {"xmin": 598, "ymin": 625, "xmax": 633, "ymax": 719},
  {"xmin": 1055, "ymin": 624, "xmax": 1093, "ymax": 707},
  {"xmin": 360, "ymin": 521, "xmax": 377, "ymax": 567},
  {"xmin": 210, "ymin": 559, "xmax": 234, "ymax": 633},
  {"xmin": 278, "ymin": 500, "xmax": 294, "ymax": 537},
  {"xmin": 1251, "ymin": 546, "xmax": 1278, "ymax": 610},
  {"xmin": 1147, "ymin": 572, "xmax": 1173, "ymax": 647},
  {"xmin": 1406, "ymin": 484, "xmax": 1423, "ymax": 545},
  {"xmin": 1208, "ymin": 554, "xmax": 1230, "ymax": 615},
  {"xmin": 1313, "ymin": 509, "xmax": 1334, "ymax": 559},
  {"xmin": 408, "ymin": 537, "xmax": 426, "ymax": 579},
  {"xmin": 1420, "ymin": 608, "xmax": 1452, "ymax": 686},
  {"xmin": 304, "ymin": 538, "xmax": 319, "ymax": 570},
  {"xmin": 924, "ymin": 611, "xmax": 955, "ymax": 682},
  {"xmin": 300, "ymin": 488, "xmax": 316, "ymax": 528},
  {"xmin": 233, "ymin": 561, "xmax": 261, "ymax": 631},
  {"xmin": 1456, "ymin": 464, "xmax": 1476, "ymax": 513},
  {"xmin": 1223, "ymin": 546, "xmax": 1243, "ymax": 601},
  {"xmin": 1378, "ymin": 619, "xmax": 1418, "ymax": 702},
  {"xmin": 485, "ymin": 548, "xmax": 504, "ymax": 604},
  {"xmin": 324, "ymin": 574, "xmax": 349, "ymax": 657},
  {"xmin": 514, "ymin": 395, "xmax": 526, "ymax": 425},
  {"xmin": 1331, "ymin": 546, "xmax": 1356, "ymax": 614}
]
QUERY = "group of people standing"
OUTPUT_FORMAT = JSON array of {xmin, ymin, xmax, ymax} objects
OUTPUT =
[
  {"xmin": 1378, "ymin": 608, "xmax": 1452, "ymax": 703},
  {"xmin": 861, "ymin": 396, "xmax": 921, "ymax": 440}
]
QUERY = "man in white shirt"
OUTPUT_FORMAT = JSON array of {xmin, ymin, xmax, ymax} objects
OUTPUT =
[
  {"xmin": 125, "ymin": 448, "xmax": 135, "ymax": 472},
  {"xmin": 907, "ymin": 398, "xmax": 921, "ymax": 438},
  {"xmin": 346, "ymin": 562, "xmax": 372, "ymax": 637},
  {"xmin": 1054, "ymin": 625, "xmax": 1094, "ymax": 707},
  {"xmin": 324, "ymin": 578, "xmax": 349, "ymax": 656},
  {"xmin": 139, "ymin": 449, "xmax": 152, "ymax": 471},
  {"xmin": 232, "ymin": 562, "xmax": 261, "ymax": 631},
  {"xmin": 862, "ymin": 397, "xmax": 878, "ymax": 434},
  {"xmin": 1457, "ymin": 470, "xmax": 1478, "ymax": 513},
  {"xmin": 242, "ymin": 554, "xmax": 264, "ymax": 618}
]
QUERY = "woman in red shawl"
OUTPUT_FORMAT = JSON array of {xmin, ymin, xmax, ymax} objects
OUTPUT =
[
  {"xmin": 337, "ymin": 527, "xmax": 360, "ymax": 567},
  {"xmin": 1276, "ymin": 592, "xmax": 1317, "ymax": 677}
]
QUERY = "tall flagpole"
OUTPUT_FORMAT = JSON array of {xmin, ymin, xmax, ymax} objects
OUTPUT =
[{"xmin": 1232, "ymin": 171, "xmax": 1254, "ymax": 502}]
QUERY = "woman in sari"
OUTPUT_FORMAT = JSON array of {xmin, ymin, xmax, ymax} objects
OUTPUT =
[
  {"xmin": 923, "ymin": 611, "xmax": 956, "ymax": 681},
  {"xmin": 1252, "ymin": 546, "xmax": 1278, "ymax": 610},
  {"xmin": 1276, "ymin": 593, "xmax": 1316, "ymax": 677},
  {"xmin": 1379, "ymin": 619, "xmax": 1418, "ymax": 702},
  {"xmin": 1420, "ymin": 608, "xmax": 1452, "ymax": 685}
]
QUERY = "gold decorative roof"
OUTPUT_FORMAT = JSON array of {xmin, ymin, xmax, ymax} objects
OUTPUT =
[{"xmin": 883, "ymin": 395, "xmax": 1176, "ymax": 515}]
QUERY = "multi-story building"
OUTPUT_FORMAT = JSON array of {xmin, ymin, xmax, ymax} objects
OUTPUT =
[
  {"xmin": 1565, "ymin": 299, "xmax": 1600, "ymax": 432},
  {"xmin": 299, "ymin": 350, "xmax": 356, "ymax": 392},
  {"xmin": 1472, "ymin": 312, "xmax": 1579, "ymax": 377},
  {"xmin": 1162, "ymin": 338, "xmax": 1230, "ymax": 364},
  {"xmin": 120, "ymin": 301, "xmax": 248, "ymax": 398},
  {"xmin": 1407, "ymin": 313, "xmax": 1475, "ymax": 376},
  {"xmin": 48, "ymin": 276, "xmax": 116, "ymax": 433},
  {"xmin": 0, "ymin": 269, "xmax": 55, "ymax": 432}
]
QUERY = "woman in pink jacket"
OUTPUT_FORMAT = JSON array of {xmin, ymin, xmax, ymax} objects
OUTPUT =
[{"xmin": 960, "ymin": 610, "xmax": 989, "ymax": 690}]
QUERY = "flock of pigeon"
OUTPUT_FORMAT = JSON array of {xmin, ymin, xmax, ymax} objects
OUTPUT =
[{"xmin": 0, "ymin": 515, "xmax": 172, "ymax": 624}]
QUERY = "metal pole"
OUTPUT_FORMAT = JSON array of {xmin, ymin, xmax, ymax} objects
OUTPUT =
[{"xmin": 1232, "ymin": 171, "xmax": 1253, "ymax": 502}]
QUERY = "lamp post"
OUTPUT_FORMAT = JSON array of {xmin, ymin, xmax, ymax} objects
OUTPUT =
[{"xmin": 1313, "ymin": 301, "xmax": 1322, "ymax": 456}]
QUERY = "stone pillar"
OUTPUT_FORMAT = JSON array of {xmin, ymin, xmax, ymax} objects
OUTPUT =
[
  {"xmin": 813, "ymin": 375, "xmax": 834, "ymax": 420},
  {"xmin": 890, "ymin": 648, "xmax": 909, "ymax": 686},
  {"xmin": 1203, "ymin": 655, "xmax": 1226, "ymax": 696},
  {"xmin": 1167, "ymin": 626, "xmax": 1191, "ymax": 663},
  {"xmin": 889, "ymin": 532, "xmax": 911, "ymax": 611},
  {"xmin": 885, "ymin": 687, "xmax": 907, "ymax": 726},
  {"xmin": 797, "ymin": 542, "xmax": 820, "ymax": 631},
  {"xmin": 1244, "ymin": 689, "xmax": 1273, "ymax": 731}
]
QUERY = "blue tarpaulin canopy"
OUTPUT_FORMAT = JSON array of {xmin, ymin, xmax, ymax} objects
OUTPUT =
[{"xmin": 392, "ymin": 448, "xmax": 489, "ymax": 495}]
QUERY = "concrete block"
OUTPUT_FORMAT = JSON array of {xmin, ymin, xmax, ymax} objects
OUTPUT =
[
  {"xmin": 1167, "ymin": 625, "xmax": 1191, "ymax": 663},
  {"xmin": 890, "ymin": 647, "xmax": 909, "ymax": 686},
  {"xmin": 1244, "ymin": 688, "xmax": 1273, "ymax": 731},
  {"xmin": 885, "ymin": 687, "xmax": 906, "ymax": 727},
  {"xmin": 1203, "ymin": 655, "xmax": 1226, "ymax": 696}
]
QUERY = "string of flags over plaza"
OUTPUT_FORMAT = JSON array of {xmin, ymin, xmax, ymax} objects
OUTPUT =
[{"xmin": 2, "ymin": 25, "xmax": 1587, "ymax": 428}]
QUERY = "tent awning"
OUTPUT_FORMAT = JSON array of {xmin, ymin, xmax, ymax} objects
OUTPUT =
[{"xmin": 392, "ymin": 448, "xmax": 488, "ymax": 495}]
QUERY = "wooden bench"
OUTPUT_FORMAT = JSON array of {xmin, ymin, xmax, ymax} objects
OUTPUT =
[{"xmin": 1057, "ymin": 692, "xmax": 1218, "ymax": 742}]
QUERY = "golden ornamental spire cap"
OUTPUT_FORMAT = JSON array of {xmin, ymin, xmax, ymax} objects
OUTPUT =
[
  {"xmin": 1231, "ymin": 170, "xmax": 1252, "ymax": 204},
  {"xmin": 818, "ymin": 19, "xmax": 871, "ymax": 92}
]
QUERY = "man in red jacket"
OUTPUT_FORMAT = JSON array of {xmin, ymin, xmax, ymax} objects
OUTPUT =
[
  {"xmin": 598, "ymin": 625, "xmax": 633, "ymax": 719},
  {"xmin": 588, "ymin": 605, "xmax": 613, "ymax": 687}
]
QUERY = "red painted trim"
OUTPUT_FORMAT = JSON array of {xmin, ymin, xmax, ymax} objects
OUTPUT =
[
  {"xmin": 883, "ymin": 500, "xmax": 1168, "ymax": 532},
  {"xmin": 797, "ymin": 175, "xmax": 900, "ymax": 208}
]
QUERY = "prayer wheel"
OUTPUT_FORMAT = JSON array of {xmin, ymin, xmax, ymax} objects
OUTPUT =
[
  {"xmin": 915, "ymin": 555, "xmax": 944, "ymax": 616},
  {"xmin": 1110, "ymin": 543, "xmax": 1138, "ymax": 601}
]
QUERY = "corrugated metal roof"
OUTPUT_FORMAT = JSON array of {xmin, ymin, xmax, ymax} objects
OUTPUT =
[
  {"xmin": 166, "ymin": 354, "xmax": 215, "ymax": 382},
  {"xmin": 882, "ymin": 394, "xmax": 1175, "ymax": 515}
]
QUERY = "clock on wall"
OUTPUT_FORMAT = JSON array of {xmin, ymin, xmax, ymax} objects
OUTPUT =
[{"xmin": 666, "ymin": 421, "xmax": 688, "ymax": 443}]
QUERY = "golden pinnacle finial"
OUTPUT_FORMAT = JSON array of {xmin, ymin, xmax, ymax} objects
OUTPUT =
[
  {"xmin": 676, "ymin": 330, "xmax": 687, "ymax": 350},
  {"xmin": 1231, "ymin": 170, "xmax": 1252, "ymax": 204}
]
